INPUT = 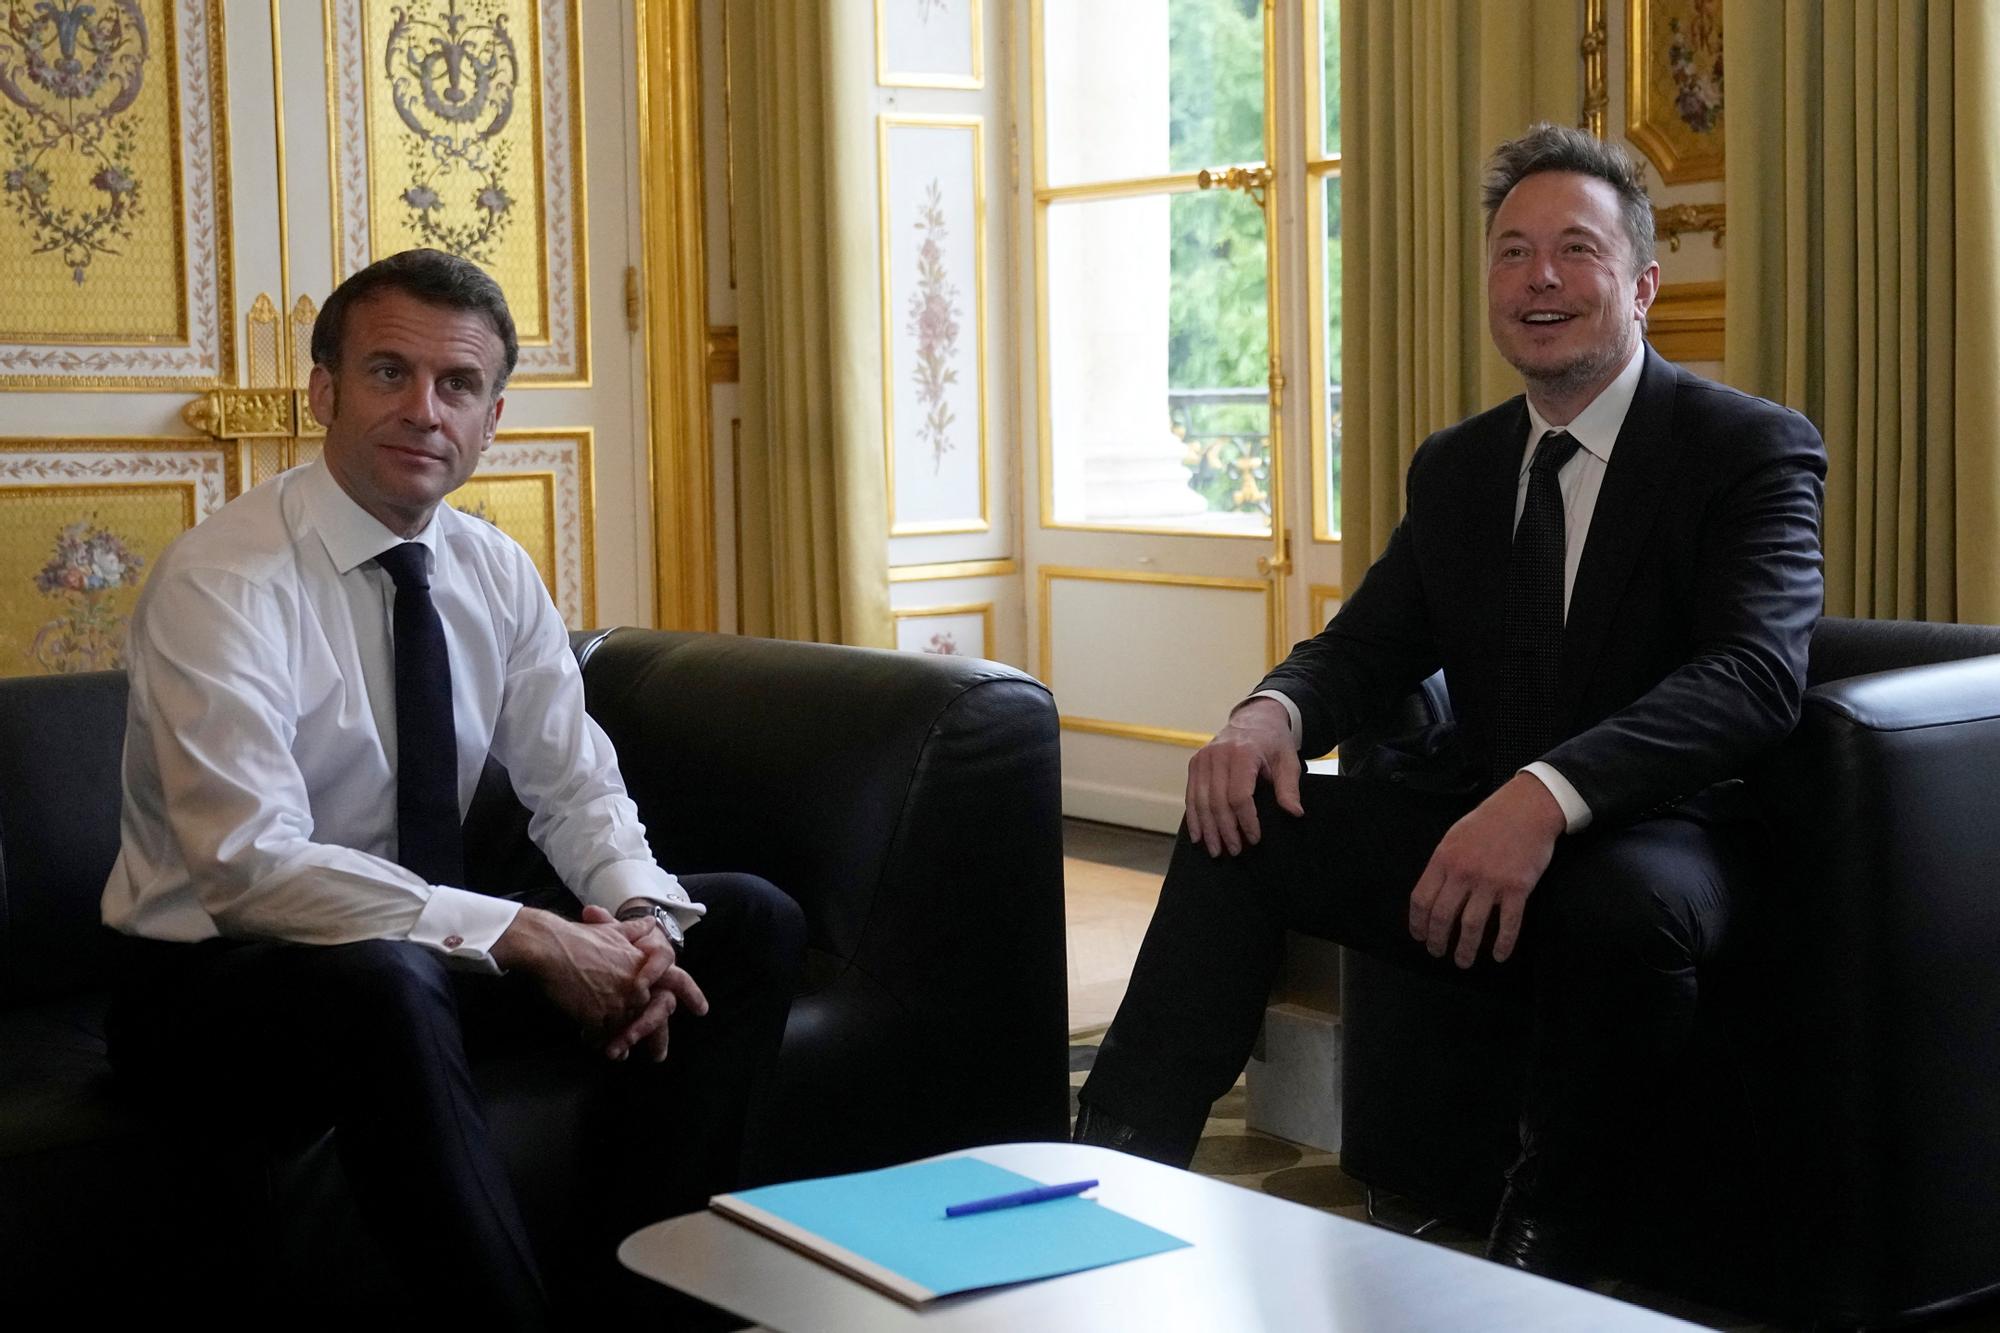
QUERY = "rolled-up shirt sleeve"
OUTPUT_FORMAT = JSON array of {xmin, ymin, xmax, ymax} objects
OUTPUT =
[{"xmin": 125, "ymin": 565, "xmax": 521, "ymax": 970}]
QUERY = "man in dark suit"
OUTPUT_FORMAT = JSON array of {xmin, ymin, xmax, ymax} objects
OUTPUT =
[{"xmin": 1074, "ymin": 123, "xmax": 1826, "ymax": 1281}]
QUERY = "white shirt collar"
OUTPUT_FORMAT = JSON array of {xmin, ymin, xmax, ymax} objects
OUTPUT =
[
  {"xmin": 299, "ymin": 456, "xmax": 443, "ymax": 576},
  {"xmin": 1521, "ymin": 342, "xmax": 1646, "ymax": 475}
]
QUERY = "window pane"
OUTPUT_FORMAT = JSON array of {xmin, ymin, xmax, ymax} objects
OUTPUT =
[
  {"xmin": 1042, "ymin": 0, "xmax": 1266, "ymax": 188},
  {"xmin": 1323, "ymin": 176, "xmax": 1342, "ymax": 536},
  {"xmin": 1320, "ymin": 0, "xmax": 1341, "ymax": 157},
  {"xmin": 1046, "ymin": 189, "xmax": 1270, "ymax": 534}
]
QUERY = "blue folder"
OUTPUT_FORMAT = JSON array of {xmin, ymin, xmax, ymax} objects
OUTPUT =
[{"xmin": 709, "ymin": 1157, "xmax": 1190, "ymax": 1304}]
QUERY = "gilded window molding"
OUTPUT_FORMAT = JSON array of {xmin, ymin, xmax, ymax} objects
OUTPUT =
[
  {"xmin": 325, "ymin": 0, "xmax": 588, "ymax": 385},
  {"xmin": 0, "ymin": 0, "xmax": 235, "ymax": 389}
]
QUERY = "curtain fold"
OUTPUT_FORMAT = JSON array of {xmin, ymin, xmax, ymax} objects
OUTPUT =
[
  {"xmin": 1338, "ymin": 0, "xmax": 1578, "ymax": 593},
  {"xmin": 1724, "ymin": 0, "xmax": 1999, "ymax": 622},
  {"xmin": 730, "ymin": 3, "xmax": 891, "ymax": 646}
]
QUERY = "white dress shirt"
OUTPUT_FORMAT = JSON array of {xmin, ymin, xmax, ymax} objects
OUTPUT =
[
  {"xmin": 102, "ymin": 457, "xmax": 701, "ymax": 972},
  {"xmin": 1250, "ymin": 344, "xmax": 1647, "ymax": 832}
]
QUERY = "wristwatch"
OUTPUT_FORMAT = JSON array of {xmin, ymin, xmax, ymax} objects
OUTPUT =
[{"xmin": 614, "ymin": 901, "xmax": 686, "ymax": 951}]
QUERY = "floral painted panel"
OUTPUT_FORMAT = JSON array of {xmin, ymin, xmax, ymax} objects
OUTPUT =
[
  {"xmin": 1627, "ymin": 0, "xmax": 1723, "ymax": 184},
  {"xmin": 877, "ymin": 0, "xmax": 980, "ymax": 89},
  {"xmin": 880, "ymin": 116, "xmax": 986, "ymax": 535},
  {"xmin": 893, "ymin": 604, "xmax": 990, "ymax": 660},
  {"xmin": 328, "ymin": 0, "xmax": 586, "ymax": 383},
  {"xmin": 0, "ymin": 0, "xmax": 233, "ymax": 387},
  {"xmin": 0, "ymin": 440, "xmax": 231, "ymax": 677}
]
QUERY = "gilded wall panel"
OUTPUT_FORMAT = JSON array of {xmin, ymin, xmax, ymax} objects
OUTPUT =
[
  {"xmin": 0, "ymin": 438, "xmax": 233, "ymax": 676},
  {"xmin": 327, "ymin": 0, "xmax": 587, "ymax": 384},
  {"xmin": 0, "ymin": 0, "xmax": 234, "ymax": 387},
  {"xmin": 458, "ymin": 429, "xmax": 593, "ymax": 626}
]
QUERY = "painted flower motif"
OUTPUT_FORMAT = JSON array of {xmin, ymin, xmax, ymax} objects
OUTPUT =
[
  {"xmin": 925, "ymin": 631, "xmax": 961, "ymax": 656},
  {"xmin": 476, "ymin": 185, "xmax": 513, "ymax": 217},
  {"xmin": 33, "ymin": 519, "xmax": 145, "ymax": 597},
  {"xmin": 906, "ymin": 179, "xmax": 962, "ymax": 472},
  {"xmin": 91, "ymin": 166, "xmax": 136, "ymax": 197},
  {"xmin": 1666, "ymin": 9, "xmax": 1723, "ymax": 136},
  {"xmin": 403, "ymin": 185, "xmax": 442, "ymax": 211},
  {"xmin": 5, "ymin": 168, "xmax": 52, "ymax": 198}
]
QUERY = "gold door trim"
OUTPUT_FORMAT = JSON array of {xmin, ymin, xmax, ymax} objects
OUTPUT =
[
  {"xmin": 1038, "ymin": 564, "xmax": 1277, "ymax": 746},
  {"xmin": 888, "ymin": 557, "xmax": 1018, "ymax": 583},
  {"xmin": 874, "ymin": 0, "xmax": 984, "ymax": 90}
]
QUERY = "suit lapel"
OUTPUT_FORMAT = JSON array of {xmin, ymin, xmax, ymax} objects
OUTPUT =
[
  {"xmin": 1467, "ymin": 400, "xmax": 1531, "ymax": 689},
  {"xmin": 1558, "ymin": 346, "xmax": 1678, "ymax": 712}
]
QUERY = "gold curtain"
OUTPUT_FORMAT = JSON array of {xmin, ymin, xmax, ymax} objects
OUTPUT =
[
  {"xmin": 1337, "ymin": 0, "xmax": 1579, "ymax": 591},
  {"xmin": 1725, "ymin": 0, "xmax": 2000, "ymax": 622},
  {"xmin": 730, "ymin": 3, "xmax": 893, "ymax": 646}
]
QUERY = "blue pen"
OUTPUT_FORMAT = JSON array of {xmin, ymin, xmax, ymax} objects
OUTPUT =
[{"xmin": 944, "ymin": 1177, "xmax": 1100, "ymax": 1218}]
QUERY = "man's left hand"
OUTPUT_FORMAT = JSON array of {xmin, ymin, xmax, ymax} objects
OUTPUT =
[
  {"xmin": 585, "ymin": 904, "xmax": 709, "ymax": 1062},
  {"xmin": 1407, "ymin": 774, "xmax": 1566, "ymax": 967}
]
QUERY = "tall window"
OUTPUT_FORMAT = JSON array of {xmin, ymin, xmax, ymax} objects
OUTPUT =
[{"xmin": 1033, "ymin": 0, "xmax": 1343, "ymax": 546}]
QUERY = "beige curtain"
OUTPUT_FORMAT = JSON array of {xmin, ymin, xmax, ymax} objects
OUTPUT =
[
  {"xmin": 1725, "ymin": 0, "xmax": 2000, "ymax": 622},
  {"xmin": 1338, "ymin": 0, "xmax": 1579, "ymax": 592},
  {"xmin": 730, "ymin": 3, "xmax": 892, "ymax": 646}
]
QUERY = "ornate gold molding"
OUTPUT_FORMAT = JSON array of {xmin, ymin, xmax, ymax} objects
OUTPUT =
[
  {"xmin": 1648, "ymin": 281, "xmax": 1724, "ymax": 362},
  {"xmin": 1654, "ymin": 202, "xmax": 1726, "ymax": 251},
  {"xmin": 181, "ymin": 390, "xmax": 304, "ymax": 440},
  {"xmin": 636, "ymin": 0, "xmax": 716, "ymax": 631},
  {"xmin": 1581, "ymin": 0, "xmax": 1608, "ymax": 137}
]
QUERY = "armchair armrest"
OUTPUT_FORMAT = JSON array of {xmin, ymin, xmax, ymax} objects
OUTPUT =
[
  {"xmin": 575, "ymin": 629, "xmax": 1070, "ymax": 1175},
  {"xmin": 1751, "ymin": 653, "xmax": 2000, "ymax": 1319}
]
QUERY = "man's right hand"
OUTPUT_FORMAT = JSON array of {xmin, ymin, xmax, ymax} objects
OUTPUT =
[
  {"xmin": 1185, "ymin": 697, "xmax": 1305, "ymax": 857},
  {"xmin": 492, "ymin": 906, "xmax": 669, "ymax": 1038}
]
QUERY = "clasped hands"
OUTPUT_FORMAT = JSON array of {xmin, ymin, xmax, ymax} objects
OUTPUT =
[
  {"xmin": 494, "ymin": 902, "xmax": 709, "ymax": 1062},
  {"xmin": 1185, "ymin": 699, "xmax": 1566, "ymax": 968}
]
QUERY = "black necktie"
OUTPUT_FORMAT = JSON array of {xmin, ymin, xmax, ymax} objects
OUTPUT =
[
  {"xmin": 375, "ymin": 542, "xmax": 465, "ymax": 887},
  {"xmin": 1491, "ymin": 430, "xmax": 1582, "ymax": 786}
]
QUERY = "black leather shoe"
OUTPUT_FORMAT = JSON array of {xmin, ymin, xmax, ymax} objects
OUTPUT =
[
  {"xmin": 1484, "ymin": 1155, "xmax": 1601, "ymax": 1286},
  {"xmin": 1071, "ymin": 1100, "xmax": 1195, "ymax": 1167}
]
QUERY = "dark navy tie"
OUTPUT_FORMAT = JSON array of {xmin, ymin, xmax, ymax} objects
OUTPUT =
[
  {"xmin": 1491, "ymin": 430, "xmax": 1582, "ymax": 786},
  {"xmin": 375, "ymin": 542, "xmax": 465, "ymax": 887}
]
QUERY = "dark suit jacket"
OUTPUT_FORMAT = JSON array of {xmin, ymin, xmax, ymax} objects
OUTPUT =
[{"xmin": 1259, "ymin": 346, "xmax": 1828, "ymax": 829}]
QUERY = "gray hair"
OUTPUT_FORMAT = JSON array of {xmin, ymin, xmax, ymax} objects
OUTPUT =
[{"xmin": 1481, "ymin": 123, "xmax": 1656, "ymax": 273}]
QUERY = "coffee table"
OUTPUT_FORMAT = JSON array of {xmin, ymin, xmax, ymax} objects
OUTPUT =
[{"xmin": 618, "ymin": 1142, "xmax": 1702, "ymax": 1332}]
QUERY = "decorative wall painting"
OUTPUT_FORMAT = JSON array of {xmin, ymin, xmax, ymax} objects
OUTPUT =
[
  {"xmin": 0, "ymin": 439, "xmax": 234, "ymax": 678},
  {"xmin": 893, "ymin": 602, "xmax": 991, "ymax": 660},
  {"xmin": 1626, "ymin": 0, "xmax": 1723, "ymax": 183},
  {"xmin": 0, "ymin": 0, "xmax": 235, "ymax": 388},
  {"xmin": 877, "ymin": 0, "xmax": 982, "ymax": 90},
  {"xmin": 329, "ymin": 0, "xmax": 588, "ymax": 383},
  {"xmin": 880, "ymin": 115, "xmax": 986, "ymax": 535}
]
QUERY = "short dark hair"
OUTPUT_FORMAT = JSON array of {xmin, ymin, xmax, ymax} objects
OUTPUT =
[
  {"xmin": 311, "ymin": 248, "xmax": 519, "ymax": 391},
  {"xmin": 1481, "ymin": 123, "xmax": 1656, "ymax": 273}
]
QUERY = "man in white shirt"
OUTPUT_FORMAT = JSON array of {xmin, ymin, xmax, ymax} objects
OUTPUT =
[
  {"xmin": 1075, "ymin": 126, "xmax": 1827, "ymax": 1283},
  {"xmin": 103, "ymin": 248, "xmax": 804, "ymax": 1327}
]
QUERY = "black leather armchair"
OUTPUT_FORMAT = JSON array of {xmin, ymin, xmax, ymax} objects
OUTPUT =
[
  {"xmin": 0, "ymin": 628, "xmax": 1069, "ymax": 1315},
  {"xmin": 1335, "ymin": 616, "xmax": 2000, "ymax": 1327}
]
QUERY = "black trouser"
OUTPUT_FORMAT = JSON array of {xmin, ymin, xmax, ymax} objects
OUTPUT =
[
  {"xmin": 1080, "ymin": 775, "xmax": 1755, "ymax": 1178},
  {"xmin": 108, "ymin": 872, "xmax": 806, "ymax": 1330}
]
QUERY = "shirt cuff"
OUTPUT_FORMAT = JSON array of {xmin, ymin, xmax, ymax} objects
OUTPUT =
[
  {"xmin": 408, "ymin": 886, "xmax": 524, "ymax": 974},
  {"xmin": 582, "ymin": 858, "xmax": 708, "ymax": 936},
  {"xmin": 1241, "ymin": 690, "xmax": 1302, "ymax": 749},
  {"xmin": 1522, "ymin": 761, "xmax": 1593, "ymax": 833}
]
